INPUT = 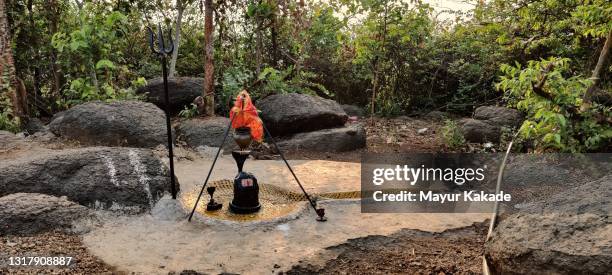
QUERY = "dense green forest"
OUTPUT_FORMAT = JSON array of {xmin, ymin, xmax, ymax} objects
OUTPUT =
[{"xmin": 0, "ymin": 0, "xmax": 610, "ymax": 152}]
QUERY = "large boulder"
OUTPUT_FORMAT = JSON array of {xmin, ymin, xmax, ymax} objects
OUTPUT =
[
  {"xmin": 258, "ymin": 93, "xmax": 348, "ymax": 136},
  {"xmin": 474, "ymin": 106, "xmax": 523, "ymax": 128},
  {"xmin": 0, "ymin": 193, "xmax": 91, "ymax": 235},
  {"xmin": 136, "ymin": 77, "xmax": 203, "ymax": 114},
  {"xmin": 175, "ymin": 117, "xmax": 237, "ymax": 151},
  {"xmin": 459, "ymin": 118, "xmax": 501, "ymax": 143},
  {"xmin": 485, "ymin": 175, "xmax": 612, "ymax": 274},
  {"xmin": 0, "ymin": 147, "xmax": 175, "ymax": 212},
  {"xmin": 277, "ymin": 124, "xmax": 366, "ymax": 152},
  {"xmin": 49, "ymin": 100, "xmax": 168, "ymax": 148}
]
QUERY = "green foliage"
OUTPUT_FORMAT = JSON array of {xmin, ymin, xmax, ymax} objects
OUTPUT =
[
  {"xmin": 352, "ymin": 1, "xmax": 434, "ymax": 113},
  {"xmin": 179, "ymin": 103, "xmax": 199, "ymax": 119},
  {"xmin": 571, "ymin": 0, "xmax": 611, "ymax": 38},
  {"xmin": 441, "ymin": 119, "xmax": 465, "ymax": 150},
  {"xmin": 50, "ymin": 5, "xmax": 145, "ymax": 108},
  {"xmin": 255, "ymin": 66, "xmax": 332, "ymax": 97},
  {"xmin": 6, "ymin": 0, "xmax": 610, "ymax": 152},
  {"xmin": 0, "ymin": 97, "xmax": 20, "ymax": 133},
  {"xmin": 497, "ymin": 57, "xmax": 610, "ymax": 152}
]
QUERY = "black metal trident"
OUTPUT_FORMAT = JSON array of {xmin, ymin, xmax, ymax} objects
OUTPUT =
[{"xmin": 147, "ymin": 24, "xmax": 177, "ymax": 199}]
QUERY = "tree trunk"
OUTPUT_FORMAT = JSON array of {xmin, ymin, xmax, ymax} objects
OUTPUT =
[
  {"xmin": 48, "ymin": 0, "xmax": 62, "ymax": 98},
  {"xmin": 370, "ymin": 1, "xmax": 389, "ymax": 122},
  {"xmin": 293, "ymin": 0, "xmax": 305, "ymax": 74},
  {"xmin": 0, "ymin": 0, "xmax": 25, "ymax": 119},
  {"xmin": 255, "ymin": 24, "xmax": 262, "ymax": 75},
  {"xmin": 203, "ymin": 0, "xmax": 215, "ymax": 116},
  {"xmin": 27, "ymin": 0, "xmax": 41, "ymax": 112},
  {"xmin": 270, "ymin": 0, "xmax": 278, "ymax": 67},
  {"xmin": 584, "ymin": 31, "xmax": 611, "ymax": 105},
  {"xmin": 169, "ymin": 0, "xmax": 184, "ymax": 78}
]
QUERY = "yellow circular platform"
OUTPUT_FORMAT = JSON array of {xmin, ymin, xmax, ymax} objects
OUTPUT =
[{"xmin": 181, "ymin": 179, "xmax": 361, "ymax": 223}]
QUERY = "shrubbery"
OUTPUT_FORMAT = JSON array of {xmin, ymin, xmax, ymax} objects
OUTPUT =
[
  {"xmin": 2, "ymin": 0, "xmax": 609, "ymax": 151},
  {"xmin": 498, "ymin": 57, "xmax": 611, "ymax": 152}
]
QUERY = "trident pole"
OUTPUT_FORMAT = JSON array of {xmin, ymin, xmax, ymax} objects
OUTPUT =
[
  {"xmin": 161, "ymin": 56, "xmax": 177, "ymax": 199},
  {"xmin": 147, "ymin": 25, "xmax": 177, "ymax": 199}
]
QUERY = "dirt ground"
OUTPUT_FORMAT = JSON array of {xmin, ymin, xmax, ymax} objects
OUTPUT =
[
  {"xmin": 0, "ymin": 232, "xmax": 116, "ymax": 274},
  {"xmin": 285, "ymin": 222, "xmax": 488, "ymax": 275}
]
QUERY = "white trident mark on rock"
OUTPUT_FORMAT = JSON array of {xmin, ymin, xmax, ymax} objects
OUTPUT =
[{"xmin": 128, "ymin": 149, "xmax": 154, "ymax": 208}]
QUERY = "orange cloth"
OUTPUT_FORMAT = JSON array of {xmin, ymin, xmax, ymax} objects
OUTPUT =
[{"xmin": 230, "ymin": 90, "xmax": 263, "ymax": 142}]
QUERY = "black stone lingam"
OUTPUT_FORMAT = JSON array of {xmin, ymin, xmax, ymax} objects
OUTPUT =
[{"xmin": 229, "ymin": 127, "xmax": 261, "ymax": 214}]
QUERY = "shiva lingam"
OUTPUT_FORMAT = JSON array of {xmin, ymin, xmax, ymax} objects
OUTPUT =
[{"xmin": 229, "ymin": 127, "xmax": 261, "ymax": 214}]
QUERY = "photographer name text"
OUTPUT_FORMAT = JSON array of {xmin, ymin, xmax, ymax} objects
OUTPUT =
[{"xmin": 372, "ymin": 190, "xmax": 511, "ymax": 203}]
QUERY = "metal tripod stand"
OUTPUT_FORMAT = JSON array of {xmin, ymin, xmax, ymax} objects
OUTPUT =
[{"xmin": 187, "ymin": 113, "xmax": 326, "ymax": 222}]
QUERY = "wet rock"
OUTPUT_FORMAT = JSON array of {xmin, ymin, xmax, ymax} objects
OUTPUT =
[
  {"xmin": 0, "ymin": 147, "xmax": 175, "ymax": 212},
  {"xmin": 278, "ymin": 124, "xmax": 366, "ymax": 152},
  {"xmin": 175, "ymin": 117, "xmax": 237, "ymax": 152},
  {"xmin": 258, "ymin": 93, "xmax": 348, "ymax": 136},
  {"xmin": 341, "ymin": 104, "xmax": 365, "ymax": 117},
  {"xmin": 485, "ymin": 175, "xmax": 612, "ymax": 274},
  {"xmin": 473, "ymin": 106, "xmax": 523, "ymax": 128},
  {"xmin": 136, "ymin": 77, "xmax": 203, "ymax": 114},
  {"xmin": 458, "ymin": 118, "xmax": 501, "ymax": 143},
  {"xmin": 49, "ymin": 100, "xmax": 168, "ymax": 148},
  {"xmin": 0, "ymin": 193, "xmax": 91, "ymax": 235}
]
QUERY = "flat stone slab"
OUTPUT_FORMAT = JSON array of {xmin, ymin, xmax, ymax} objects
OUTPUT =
[{"xmin": 278, "ymin": 124, "xmax": 366, "ymax": 152}]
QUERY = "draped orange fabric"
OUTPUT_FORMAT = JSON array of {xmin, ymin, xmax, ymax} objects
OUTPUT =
[{"xmin": 230, "ymin": 90, "xmax": 263, "ymax": 142}]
